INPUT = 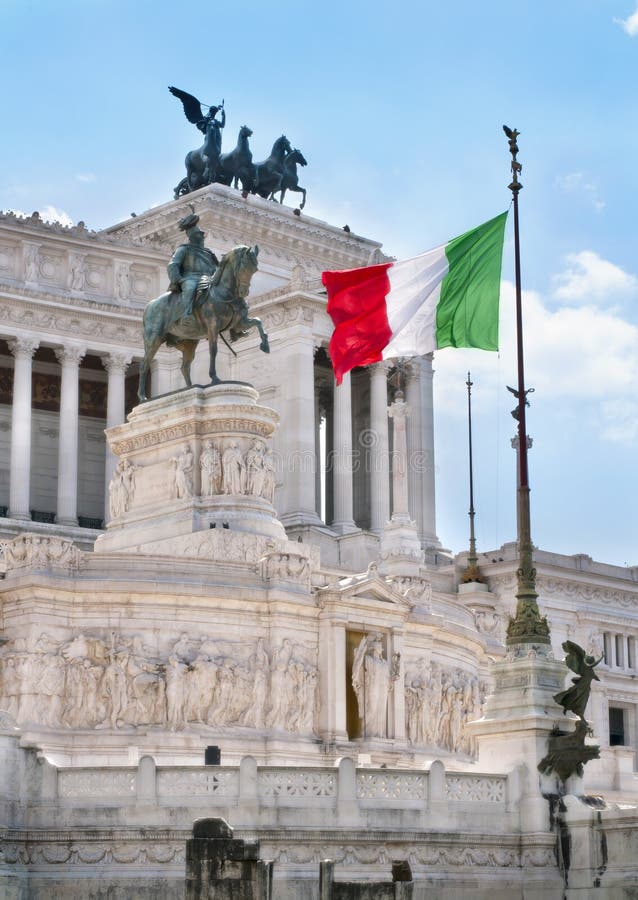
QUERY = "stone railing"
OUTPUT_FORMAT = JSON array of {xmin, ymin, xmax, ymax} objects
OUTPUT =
[{"xmin": 47, "ymin": 756, "xmax": 513, "ymax": 828}]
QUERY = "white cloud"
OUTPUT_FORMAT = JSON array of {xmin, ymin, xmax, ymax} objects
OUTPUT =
[
  {"xmin": 75, "ymin": 172, "xmax": 96, "ymax": 183},
  {"xmin": 551, "ymin": 251, "xmax": 637, "ymax": 303},
  {"xmin": 8, "ymin": 205, "xmax": 74, "ymax": 228},
  {"xmin": 434, "ymin": 279, "xmax": 638, "ymax": 446},
  {"xmin": 614, "ymin": 5, "xmax": 638, "ymax": 35},
  {"xmin": 555, "ymin": 172, "xmax": 605, "ymax": 212},
  {"xmin": 38, "ymin": 205, "xmax": 74, "ymax": 227}
]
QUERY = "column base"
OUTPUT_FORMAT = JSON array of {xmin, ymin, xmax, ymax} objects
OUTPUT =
[
  {"xmin": 280, "ymin": 510, "xmax": 324, "ymax": 529},
  {"xmin": 331, "ymin": 520, "xmax": 358, "ymax": 535},
  {"xmin": 8, "ymin": 511, "xmax": 32, "ymax": 523},
  {"xmin": 55, "ymin": 516, "xmax": 79, "ymax": 527}
]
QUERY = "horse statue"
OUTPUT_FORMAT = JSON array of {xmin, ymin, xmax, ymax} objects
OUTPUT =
[
  {"xmin": 251, "ymin": 136, "xmax": 292, "ymax": 199},
  {"xmin": 182, "ymin": 117, "xmax": 223, "ymax": 193},
  {"xmin": 137, "ymin": 245, "xmax": 268, "ymax": 402},
  {"xmin": 273, "ymin": 148, "xmax": 307, "ymax": 209},
  {"xmin": 215, "ymin": 125, "xmax": 254, "ymax": 191}
]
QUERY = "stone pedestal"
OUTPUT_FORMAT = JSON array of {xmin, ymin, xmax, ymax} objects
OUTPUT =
[
  {"xmin": 96, "ymin": 384, "xmax": 285, "ymax": 554},
  {"xmin": 468, "ymin": 646, "xmax": 572, "ymax": 831},
  {"xmin": 458, "ymin": 582, "xmax": 506, "ymax": 651},
  {"xmin": 379, "ymin": 520, "xmax": 424, "ymax": 576}
]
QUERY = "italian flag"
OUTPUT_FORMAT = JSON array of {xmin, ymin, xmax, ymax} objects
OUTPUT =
[{"xmin": 322, "ymin": 212, "xmax": 508, "ymax": 384}]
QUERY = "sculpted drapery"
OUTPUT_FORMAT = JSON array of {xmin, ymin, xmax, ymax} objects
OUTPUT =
[{"xmin": 352, "ymin": 633, "xmax": 391, "ymax": 738}]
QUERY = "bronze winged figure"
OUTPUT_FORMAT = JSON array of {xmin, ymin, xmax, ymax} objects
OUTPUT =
[{"xmin": 553, "ymin": 640, "xmax": 603, "ymax": 721}]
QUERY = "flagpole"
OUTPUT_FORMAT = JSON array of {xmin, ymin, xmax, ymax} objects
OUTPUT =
[
  {"xmin": 502, "ymin": 126, "xmax": 550, "ymax": 647},
  {"xmin": 461, "ymin": 371, "xmax": 482, "ymax": 583}
]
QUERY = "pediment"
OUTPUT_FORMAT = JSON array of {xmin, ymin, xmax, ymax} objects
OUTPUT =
[{"xmin": 317, "ymin": 564, "xmax": 413, "ymax": 612}]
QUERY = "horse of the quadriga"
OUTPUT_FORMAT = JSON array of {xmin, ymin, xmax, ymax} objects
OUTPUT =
[
  {"xmin": 251, "ymin": 135, "xmax": 292, "ymax": 199},
  {"xmin": 273, "ymin": 148, "xmax": 307, "ymax": 209},
  {"xmin": 215, "ymin": 125, "xmax": 254, "ymax": 191},
  {"xmin": 137, "ymin": 245, "xmax": 268, "ymax": 402}
]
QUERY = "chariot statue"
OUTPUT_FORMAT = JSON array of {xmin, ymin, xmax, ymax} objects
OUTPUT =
[{"xmin": 169, "ymin": 86, "xmax": 308, "ymax": 209}]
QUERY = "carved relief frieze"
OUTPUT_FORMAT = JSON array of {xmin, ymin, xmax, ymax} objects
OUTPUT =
[
  {"xmin": 472, "ymin": 608, "xmax": 505, "ymax": 639},
  {"xmin": 0, "ymin": 240, "xmax": 18, "ymax": 277},
  {"xmin": 260, "ymin": 549, "xmax": 311, "ymax": 586},
  {"xmin": 489, "ymin": 571, "xmax": 638, "ymax": 611},
  {"xmin": 0, "ymin": 298, "xmax": 141, "ymax": 348},
  {"xmin": 129, "ymin": 263, "xmax": 158, "ymax": 300},
  {"xmin": 262, "ymin": 839, "xmax": 519, "ymax": 869},
  {"xmin": 0, "ymin": 630, "xmax": 318, "ymax": 736},
  {"xmin": 38, "ymin": 251, "xmax": 65, "ymax": 285},
  {"xmin": 114, "ymin": 263, "xmax": 130, "ymax": 302},
  {"xmin": 389, "ymin": 575, "xmax": 432, "ymax": 609},
  {"xmin": 108, "ymin": 460, "xmax": 137, "ymax": 518},
  {"xmin": 403, "ymin": 657, "xmax": 487, "ymax": 757},
  {"xmin": 1, "ymin": 836, "xmax": 186, "ymax": 867},
  {"xmin": 538, "ymin": 575, "xmax": 638, "ymax": 610},
  {"xmin": 3, "ymin": 534, "xmax": 82, "ymax": 575},
  {"xmin": 84, "ymin": 258, "xmax": 110, "ymax": 294}
]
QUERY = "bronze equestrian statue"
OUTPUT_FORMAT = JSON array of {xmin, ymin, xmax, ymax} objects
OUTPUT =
[{"xmin": 138, "ymin": 212, "xmax": 268, "ymax": 402}]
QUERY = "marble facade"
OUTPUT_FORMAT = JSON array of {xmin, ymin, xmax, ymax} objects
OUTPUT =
[{"xmin": 0, "ymin": 186, "xmax": 637, "ymax": 897}]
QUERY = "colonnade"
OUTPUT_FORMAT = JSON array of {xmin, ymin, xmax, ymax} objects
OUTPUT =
[
  {"xmin": 5, "ymin": 336, "xmax": 133, "ymax": 529},
  {"xmin": 2, "ymin": 332, "xmax": 439, "ymax": 545},
  {"xmin": 279, "ymin": 346, "xmax": 439, "ymax": 547}
]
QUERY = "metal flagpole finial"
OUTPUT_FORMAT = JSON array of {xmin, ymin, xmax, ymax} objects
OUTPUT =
[
  {"xmin": 503, "ymin": 125, "xmax": 523, "ymax": 195},
  {"xmin": 501, "ymin": 125, "xmax": 550, "ymax": 648}
]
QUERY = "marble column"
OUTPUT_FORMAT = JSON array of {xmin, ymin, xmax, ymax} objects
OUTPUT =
[
  {"xmin": 8, "ymin": 336, "xmax": 39, "ymax": 521},
  {"xmin": 369, "ymin": 362, "xmax": 390, "ymax": 534},
  {"xmin": 419, "ymin": 354, "xmax": 438, "ymax": 546},
  {"xmin": 150, "ymin": 353, "xmax": 172, "ymax": 398},
  {"xmin": 405, "ymin": 361, "xmax": 423, "ymax": 531},
  {"xmin": 277, "ymin": 327, "xmax": 322, "ymax": 528},
  {"xmin": 314, "ymin": 387, "xmax": 322, "ymax": 518},
  {"xmin": 331, "ymin": 371, "xmax": 356, "ymax": 533},
  {"xmin": 102, "ymin": 353, "xmax": 131, "ymax": 524},
  {"xmin": 318, "ymin": 617, "xmax": 348, "ymax": 741},
  {"xmin": 388, "ymin": 393, "xmax": 410, "ymax": 521},
  {"xmin": 55, "ymin": 344, "xmax": 85, "ymax": 526}
]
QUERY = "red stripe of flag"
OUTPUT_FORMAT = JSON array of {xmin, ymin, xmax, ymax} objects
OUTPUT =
[{"xmin": 322, "ymin": 263, "xmax": 393, "ymax": 384}]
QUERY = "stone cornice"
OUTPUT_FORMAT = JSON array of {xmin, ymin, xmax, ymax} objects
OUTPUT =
[
  {"xmin": 0, "ymin": 209, "xmax": 169, "ymax": 255},
  {"xmin": 0, "ymin": 278, "xmax": 147, "ymax": 316},
  {"xmin": 103, "ymin": 184, "xmax": 385, "ymax": 271},
  {"xmin": 488, "ymin": 570, "xmax": 638, "ymax": 612},
  {"xmin": 0, "ymin": 288, "xmax": 143, "ymax": 352}
]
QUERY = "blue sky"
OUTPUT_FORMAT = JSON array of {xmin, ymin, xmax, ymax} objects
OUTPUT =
[{"xmin": 2, "ymin": 0, "xmax": 637, "ymax": 565}]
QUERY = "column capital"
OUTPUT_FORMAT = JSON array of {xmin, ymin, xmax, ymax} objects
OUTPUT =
[
  {"xmin": 388, "ymin": 396, "xmax": 410, "ymax": 421},
  {"xmin": 8, "ymin": 335, "xmax": 39, "ymax": 359},
  {"xmin": 403, "ymin": 358, "xmax": 423, "ymax": 383},
  {"xmin": 370, "ymin": 360, "xmax": 392, "ymax": 378},
  {"xmin": 102, "ymin": 352, "xmax": 133, "ymax": 376},
  {"xmin": 55, "ymin": 344, "xmax": 86, "ymax": 367}
]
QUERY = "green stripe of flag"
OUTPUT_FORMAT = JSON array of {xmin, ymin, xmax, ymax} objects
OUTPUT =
[{"xmin": 436, "ymin": 211, "xmax": 508, "ymax": 351}]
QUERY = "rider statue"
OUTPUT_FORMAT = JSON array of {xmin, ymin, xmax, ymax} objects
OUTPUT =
[
  {"xmin": 201, "ymin": 105, "xmax": 225, "ymax": 159},
  {"xmin": 167, "ymin": 212, "xmax": 219, "ymax": 319}
]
